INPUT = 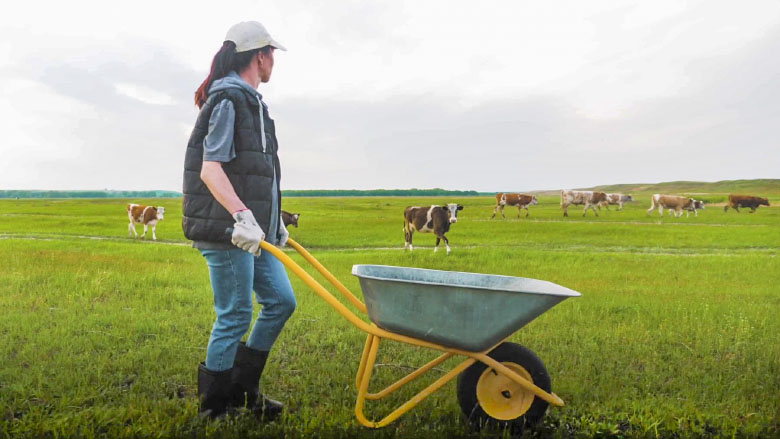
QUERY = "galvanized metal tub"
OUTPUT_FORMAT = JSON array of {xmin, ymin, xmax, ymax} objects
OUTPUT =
[{"xmin": 352, "ymin": 265, "xmax": 581, "ymax": 352}]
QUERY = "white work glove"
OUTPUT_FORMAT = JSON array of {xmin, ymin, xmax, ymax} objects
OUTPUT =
[
  {"xmin": 278, "ymin": 215, "xmax": 289, "ymax": 248},
  {"xmin": 232, "ymin": 209, "xmax": 265, "ymax": 255}
]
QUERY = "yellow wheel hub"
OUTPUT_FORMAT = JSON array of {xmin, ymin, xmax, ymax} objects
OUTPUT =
[{"xmin": 476, "ymin": 362, "xmax": 534, "ymax": 420}]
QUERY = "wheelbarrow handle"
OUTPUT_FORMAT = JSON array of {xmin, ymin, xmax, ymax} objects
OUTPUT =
[{"xmin": 224, "ymin": 227, "xmax": 368, "ymax": 313}]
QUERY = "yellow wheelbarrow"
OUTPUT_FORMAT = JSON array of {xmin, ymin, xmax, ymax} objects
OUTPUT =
[{"xmin": 260, "ymin": 238, "xmax": 581, "ymax": 430}]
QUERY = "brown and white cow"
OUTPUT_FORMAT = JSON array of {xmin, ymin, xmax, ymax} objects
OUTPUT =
[
  {"xmin": 560, "ymin": 190, "xmax": 608, "ymax": 217},
  {"xmin": 403, "ymin": 204, "xmax": 463, "ymax": 254},
  {"xmin": 724, "ymin": 194, "xmax": 770, "ymax": 213},
  {"xmin": 491, "ymin": 193, "xmax": 538, "ymax": 219},
  {"xmin": 281, "ymin": 210, "xmax": 300, "ymax": 227},
  {"xmin": 646, "ymin": 194, "xmax": 697, "ymax": 218},
  {"xmin": 598, "ymin": 193, "xmax": 634, "ymax": 211},
  {"xmin": 126, "ymin": 204, "xmax": 165, "ymax": 240}
]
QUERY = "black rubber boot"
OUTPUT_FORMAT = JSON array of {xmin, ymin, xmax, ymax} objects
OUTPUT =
[
  {"xmin": 197, "ymin": 362, "xmax": 233, "ymax": 420},
  {"xmin": 232, "ymin": 342, "xmax": 284, "ymax": 421}
]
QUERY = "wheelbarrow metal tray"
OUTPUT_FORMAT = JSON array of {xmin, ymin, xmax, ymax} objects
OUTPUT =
[{"xmin": 352, "ymin": 265, "xmax": 581, "ymax": 352}]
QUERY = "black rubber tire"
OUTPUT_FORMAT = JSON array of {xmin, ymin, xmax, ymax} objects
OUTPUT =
[{"xmin": 456, "ymin": 342, "xmax": 551, "ymax": 433}]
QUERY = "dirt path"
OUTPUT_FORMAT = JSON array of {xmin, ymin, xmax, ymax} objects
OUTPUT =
[{"xmin": 1, "ymin": 233, "xmax": 773, "ymax": 257}]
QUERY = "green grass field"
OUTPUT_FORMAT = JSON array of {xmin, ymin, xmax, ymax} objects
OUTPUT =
[{"xmin": 1, "ymin": 192, "xmax": 779, "ymax": 438}]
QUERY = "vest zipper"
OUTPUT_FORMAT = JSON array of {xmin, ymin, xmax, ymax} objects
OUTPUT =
[{"xmin": 256, "ymin": 96, "xmax": 267, "ymax": 153}]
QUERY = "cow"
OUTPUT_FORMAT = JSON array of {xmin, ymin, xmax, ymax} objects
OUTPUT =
[
  {"xmin": 126, "ymin": 204, "xmax": 165, "ymax": 240},
  {"xmin": 491, "ymin": 193, "xmax": 538, "ymax": 219},
  {"xmin": 560, "ymin": 190, "xmax": 608, "ymax": 217},
  {"xmin": 403, "ymin": 204, "xmax": 463, "ymax": 254},
  {"xmin": 680, "ymin": 199, "xmax": 706, "ymax": 217},
  {"xmin": 646, "ymin": 194, "xmax": 698, "ymax": 218},
  {"xmin": 281, "ymin": 210, "xmax": 300, "ymax": 228},
  {"xmin": 724, "ymin": 194, "xmax": 770, "ymax": 213},
  {"xmin": 597, "ymin": 193, "xmax": 634, "ymax": 211}
]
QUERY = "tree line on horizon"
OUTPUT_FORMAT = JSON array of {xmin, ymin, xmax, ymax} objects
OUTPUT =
[
  {"xmin": 0, "ymin": 188, "xmax": 486, "ymax": 199},
  {"xmin": 2, "ymin": 180, "xmax": 776, "ymax": 199}
]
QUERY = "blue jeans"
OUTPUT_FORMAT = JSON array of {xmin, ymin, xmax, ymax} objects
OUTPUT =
[{"xmin": 200, "ymin": 248, "xmax": 297, "ymax": 371}]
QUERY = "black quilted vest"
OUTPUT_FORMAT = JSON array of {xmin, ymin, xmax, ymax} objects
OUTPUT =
[{"xmin": 182, "ymin": 87, "xmax": 281, "ymax": 244}]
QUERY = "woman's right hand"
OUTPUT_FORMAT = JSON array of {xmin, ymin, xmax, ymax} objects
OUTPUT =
[{"xmin": 231, "ymin": 209, "xmax": 265, "ymax": 255}]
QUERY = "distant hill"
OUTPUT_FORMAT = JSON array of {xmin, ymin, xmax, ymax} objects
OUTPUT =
[
  {"xmin": 584, "ymin": 179, "xmax": 780, "ymax": 195},
  {"xmin": 534, "ymin": 179, "xmax": 779, "ymax": 197}
]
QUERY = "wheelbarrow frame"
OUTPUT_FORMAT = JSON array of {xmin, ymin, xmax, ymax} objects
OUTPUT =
[{"xmin": 263, "ymin": 238, "xmax": 565, "ymax": 428}]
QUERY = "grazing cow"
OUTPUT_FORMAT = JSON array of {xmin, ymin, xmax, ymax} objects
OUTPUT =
[
  {"xmin": 491, "ymin": 193, "xmax": 538, "ymax": 219},
  {"xmin": 680, "ymin": 199, "xmax": 706, "ymax": 217},
  {"xmin": 281, "ymin": 210, "xmax": 300, "ymax": 228},
  {"xmin": 404, "ymin": 204, "xmax": 463, "ymax": 254},
  {"xmin": 598, "ymin": 193, "xmax": 634, "ymax": 211},
  {"xmin": 560, "ymin": 190, "xmax": 608, "ymax": 217},
  {"xmin": 724, "ymin": 194, "xmax": 770, "ymax": 213},
  {"xmin": 646, "ymin": 194, "xmax": 697, "ymax": 218},
  {"xmin": 126, "ymin": 204, "xmax": 165, "ymax": 240}
]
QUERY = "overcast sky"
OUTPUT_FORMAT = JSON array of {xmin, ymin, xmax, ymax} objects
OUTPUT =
[{"xmin": 1, "ymin": 1, "xmax": 778, "ymax": 192}]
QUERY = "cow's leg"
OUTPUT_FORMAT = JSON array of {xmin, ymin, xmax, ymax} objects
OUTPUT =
[
  {"xmin": 524, "ymin": 207, "xmax": 530, "ymax": 217},
  {"xmin": 491, "ymin": 204, "xmax": 500, "ymax": 219},
  {"xmin": 658, "ymin": 206, "xmax": 663, "ymax": 216},
  {"xmin": 141, "ymin": 224, "xmax": 148, "ymax": 238},
  {"xmin": 517, "ymin": 205, "xmax": 522, "ymax": 218},
  {"xmin": 617, "ymin": 202, "xmax": 622, "ymax": 211},
  {"xmin": 734, "ymin": 206, "xmax": 740, "ymax": 213},
  {"xmin": 442, "ymin": 235, "xmax": 451, "ymax": 255},
  {"xmin": 152, "ymin": 224, "xmax": 157, "ymax": 240},
  {"xmin": 562, "ymin": 203, "xmax": 569, "ymax": 217},
  {"xmin": 434, "ymin": 237, "xmax": 441, "ymax": 253},
  {"xmin": 408, "ymin": 230, "xmax": 414, "ymax": 251},
  {"xmin": 723, "ymin": 205, "xmax": 729, "ymax": 213},
  {"xmin": 129, "ymin": 220, "xmax": 138, "ymax": 237},
  {"xmin": 592, "ymin": 204, "xmax": 599, "ymax": 216},
  {"xmin": 750, "ymin": 207, "xmax": 757, "ymax": 213},
  {"xmin": 500, "ymin": 205, "xmax": 506, "ymax": 219}
]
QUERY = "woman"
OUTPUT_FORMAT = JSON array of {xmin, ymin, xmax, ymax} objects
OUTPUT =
[{"xmin": 182, "ymin": 20, "xmax": 295, "ymax": 421}]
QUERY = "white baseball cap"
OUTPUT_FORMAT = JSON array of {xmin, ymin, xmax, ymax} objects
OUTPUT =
[{"xmin": 225, "ymin": 21, "xmax": 287, "ymax": 53}]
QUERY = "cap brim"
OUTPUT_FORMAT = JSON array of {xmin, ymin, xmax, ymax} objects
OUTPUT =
[{"xmin": 269, "ymin": 39, "xmax": 287, "ymax": 51}]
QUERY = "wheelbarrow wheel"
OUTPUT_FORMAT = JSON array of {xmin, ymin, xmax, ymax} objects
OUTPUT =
[{"xmin": 456, "ymin": 342, "xmax": 551, "ymax": 433}]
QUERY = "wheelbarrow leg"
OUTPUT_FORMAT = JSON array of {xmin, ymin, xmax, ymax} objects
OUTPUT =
[
  {"xmin": 354, "ymin": 335, "xmax": 477, "ymax": 428},
  {"xmin": 355, "ymin": 334, "xmax": 375, "ymax": 390}
]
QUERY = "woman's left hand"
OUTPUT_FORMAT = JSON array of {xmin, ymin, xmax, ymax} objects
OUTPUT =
[{"xmin": 278, "ymin": 216, "xmax": 289, "ymax": 248}]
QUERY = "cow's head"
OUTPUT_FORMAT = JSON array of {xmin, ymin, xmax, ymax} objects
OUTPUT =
[
  {"xmin": 156, "ymin": 207, "xmax": 165, "ymax": 220},
  {"xmin": 624, "ymin": 195, "xmax": 635, "ymax": 202},
  {"xmin": 442, "ymin": 203, "xmax": 464, "ymax": 223},
  {"xmin": 289, "ymin": 213, "xmax": 300, "ymax": 227},
  {"xmin": 693, "ymin": 200, "xmax": 705, "ymax": 210},
  {"xmin": 760, "ymin": 197, "xmax": 770, "ymax": 206},
  {"xmin": 531, "ymin": 195, "xmax": 539, "ymax": 205}
]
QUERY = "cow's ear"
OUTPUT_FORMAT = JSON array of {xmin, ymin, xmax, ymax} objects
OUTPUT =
[{"xmin": 457, "ymin": 205, "xmax": 464, "ymax": 210}]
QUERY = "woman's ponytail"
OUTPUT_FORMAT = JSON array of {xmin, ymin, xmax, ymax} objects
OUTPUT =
[
  {"xmin": 194, "ymin": 41, "xmax": 267, "ymax": 108},
  {"xmin": 194, "ymin": 41, "xmax": 238, "ymax": 108}
]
